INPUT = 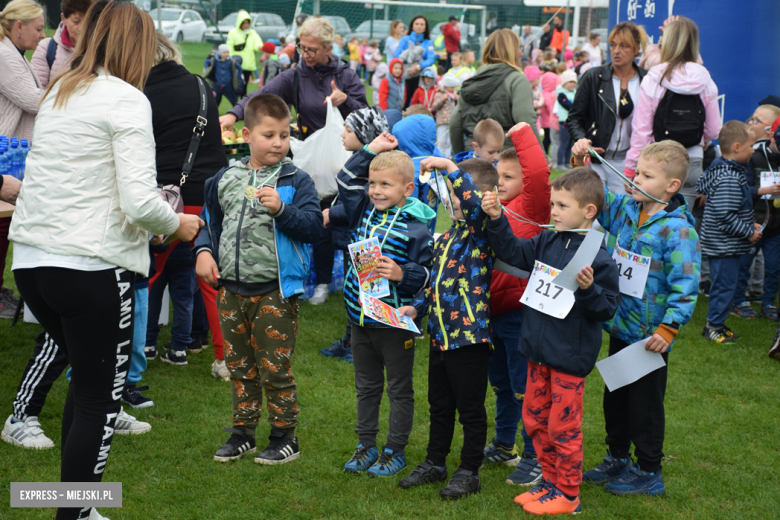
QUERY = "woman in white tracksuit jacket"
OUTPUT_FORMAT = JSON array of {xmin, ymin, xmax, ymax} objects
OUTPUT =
[{"xmin": 7, "ymin": 4, "xmax": 202, "ymax": 519}]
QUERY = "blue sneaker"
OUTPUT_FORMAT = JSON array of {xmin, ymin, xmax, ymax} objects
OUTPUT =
[
  {"xmin": 320, "ymin": 338, "xmax": 353, "ymax": 363},
  {"xmin": 606, "ymin": 464, "xmax": 665, "ymax": 495},
  {"xmin": 367, "ymin": 447, "xmax": 406, "ymax": 477},
  {"xmin": 582, "ymin": 450, "xmax": 631, "ymax": 485},
  {"xmin": 344, "ymin": 443, "xmax": 379, "ymax": 473}
]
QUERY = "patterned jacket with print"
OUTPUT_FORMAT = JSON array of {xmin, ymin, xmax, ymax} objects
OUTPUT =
[
  {"xmin": 413, "ymin": 169, "xmax": 493, "ymax": 351},
  {"xmin": 598, "ymin": 188, "xmax": 700, "ymax": 348}
]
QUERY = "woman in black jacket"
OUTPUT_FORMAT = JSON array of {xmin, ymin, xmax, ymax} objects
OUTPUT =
[
  {"xmin": 142, "ymin": 34, "xmax": 230, "ymax": 380},
  {"xmin": 567, "ymin": 22, "xmax": 647, "ymax": 191}
]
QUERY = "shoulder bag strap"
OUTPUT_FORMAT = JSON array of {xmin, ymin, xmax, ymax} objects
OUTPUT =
[
  {"xmin": 180, "ymin": 75, "xmax": 209, "ymax": 186},
  {"xmin": 293, "ymin": 67, "xmax": 304, "ymax": 139}
]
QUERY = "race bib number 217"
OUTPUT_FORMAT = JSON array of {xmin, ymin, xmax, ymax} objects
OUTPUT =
[{"xmin": 520, "ymin": 260, "xmax": 576, "ymax": 319}]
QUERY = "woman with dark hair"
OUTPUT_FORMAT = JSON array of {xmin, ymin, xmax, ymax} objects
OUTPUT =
[
  {"xmin": 567, "ymin": 21, "xmax": 649, "ymax": 190},
  {"xmin": 393, "ymin": 15, "xmax": 435, "ymax": 109}
]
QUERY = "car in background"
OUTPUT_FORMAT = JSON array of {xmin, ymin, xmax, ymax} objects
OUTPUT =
[
  {"xmin": 150, "ymin": 8, "xmax": 207, "ymax": 42},
  {"xmin": 252, "ymin": 13, "xmax": 288, "ymax": 42},
  {"xmin": 204, "ymin": 11, "xmax": 259, "ymax": 43},
  {"xmin": 324, "ymin": 16, "xmax": 352, "ymax": 39},
  {"xmin": 430, "ymin": 21, "xmax": 475, "ymax": 51}
]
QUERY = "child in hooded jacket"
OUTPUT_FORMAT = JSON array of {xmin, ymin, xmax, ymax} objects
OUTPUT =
[
  {"xmin": 204, "ymin": 44, "xmax": 245, "ymax": 107},
  {"xmin": 363, "ymin": 40, "xmax": 382, "ymax": 83},
  {"xmin": 431, "ymin": 73, "xmax": 460, "ymax": 159},
  {"xmin": 397, "ymin": 156, "xmax": 498, "ymax": 499},
  {"xmin": 371, "ymin": 62, "xmax": 389, "ymax": 107},
  {"xmin": 338, "ymin": 133, "xmax": 435, "ymax": 477},
  {"xmin": 539, "ymin": 72, "xmax": 560, "ymax": 160},
  {"xmin": 379, "ymin": 58, "xmax": 406, "ymax": 111},
  {"xmin": 410, "ymin": 67, "xmax": 438, "ymax": 113},
  {"xmin": 393, "ymin": 114, "xmax": 439, "ymax": 233}
]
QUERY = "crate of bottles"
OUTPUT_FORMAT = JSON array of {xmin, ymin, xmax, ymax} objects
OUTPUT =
[{"xmin": 0, "ymin": 136, "xmax": 31, "ymax": 180}]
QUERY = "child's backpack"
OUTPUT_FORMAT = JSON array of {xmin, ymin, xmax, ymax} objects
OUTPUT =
[{"xmin": 652, "ymin": 90, "xmax": 706, "ymax": 148}]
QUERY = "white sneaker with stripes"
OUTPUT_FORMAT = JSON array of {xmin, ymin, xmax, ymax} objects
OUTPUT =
[
  {"xmin": 1, "ymin": 415, "xmax": 55, "ymax": 449},
  {"xmin": 114, "ymin": 408, "xmax": 151, "ymax": 435}
]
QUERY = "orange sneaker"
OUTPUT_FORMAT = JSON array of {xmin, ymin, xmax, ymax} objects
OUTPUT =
[
  {"xmin": 514, "ymin": 478, "xmax": 554, "ymax": 506},
  {"xmin": 523, "ymin": 487, "xmax": 581, "ymax": 515}
]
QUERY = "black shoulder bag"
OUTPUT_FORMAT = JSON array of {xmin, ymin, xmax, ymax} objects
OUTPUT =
[{"xmin": 157, "ymin": 75, "xmax": 209, "ymax": 213}]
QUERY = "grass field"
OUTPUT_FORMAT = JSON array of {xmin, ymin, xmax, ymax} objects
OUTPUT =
[{"xmin": 3, "ymin": 41, "xmax": 780, "ymax": 519}]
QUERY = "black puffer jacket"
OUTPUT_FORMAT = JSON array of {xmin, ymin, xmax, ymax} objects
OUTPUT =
[
  {"xmin": 567, "ymin": 63, "xmax": 647, "ymax": 150},
  {"xmin": 144, "ymin": 61, "xmax": 227, "ymax": 207}
]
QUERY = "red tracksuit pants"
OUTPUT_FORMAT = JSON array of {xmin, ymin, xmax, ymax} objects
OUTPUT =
[
  {"xmin": 523, "ymin": 361, "xmax": 585, "ymax": 497},
  {"xmin": 149, "ymin": 205, "xmax": 224, "ymax": 360}
]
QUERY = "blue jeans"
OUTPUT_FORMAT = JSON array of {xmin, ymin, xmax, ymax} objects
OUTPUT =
[
  {"xmin": 708, "ymin": 256, "xmax": 741, "ymax": 327},
  {"xmin": 191, "ymin": 273, "xmax": 209, "ymax": 341},
  {"xmin": 127, "ymin": 287, "xmax": 149, "ymax": 385},
  {"xmin": 733, "ymin": 233, "xmax": 780, "ymax": 308},
  {"xmin": 146, "ymin": 265, "xmax": 194, "ymax": 351},
  {"xmin": 488, "ymin": 309, "xmax": 534, "ymax": 455},
  {"xmin": 557, "ymin": 123, "xmax": 572, "ymax": 167}
]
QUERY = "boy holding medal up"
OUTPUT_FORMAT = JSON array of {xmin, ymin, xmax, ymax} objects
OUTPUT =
[
  {"xmin": 482, "ymin": 167, "xmax": 619, "ymax": 515},
  {"xmin": 570, "ymin": 139, "xmax": 701, "ymax": 496},
  {"xmin": 194, "ymin": 94, "xmax": 323, "ymax": 465}
]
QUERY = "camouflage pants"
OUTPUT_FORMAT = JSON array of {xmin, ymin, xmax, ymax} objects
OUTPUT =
[{"xmin": 218, "ymin": 287, "xmax": 299, "ymax": 436}]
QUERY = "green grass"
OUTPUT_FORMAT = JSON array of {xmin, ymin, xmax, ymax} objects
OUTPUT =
[{"xmin": 4, "ymin": 42, "xmax": 780, "ymax": 519}]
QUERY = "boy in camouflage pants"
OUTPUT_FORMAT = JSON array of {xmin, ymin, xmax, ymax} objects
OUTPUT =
[{"xmin": 194, "ymin": 94, "xmax": 322, "ymax": 464}]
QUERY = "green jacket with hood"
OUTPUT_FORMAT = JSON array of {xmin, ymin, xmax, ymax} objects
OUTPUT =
[
  {"xmin": 227, "ymin": 12, "xmax": 262, "ymax": 72},
  {"xmin": 449, "ymin": 63, "xmax": 539, "ymax": 153}
]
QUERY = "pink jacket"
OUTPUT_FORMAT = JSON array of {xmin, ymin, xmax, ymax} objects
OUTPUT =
[
  {"xmin": 625, "ymin": 62, "xmax": 721, "ymax": 176},
  {"xmin": 539, "ymin": 72, "xmax": 560, "ymax": 129},
  {"xmin": 30, "ymin": 23, "xmax": 75, "ymax": 88},
  {"xmin": 0, "ymin": 36, "xmax": 43, "ymax": 139},
  {"xmin": 364, "ymin": 46, "xmax": 381, "ymax": 71}
]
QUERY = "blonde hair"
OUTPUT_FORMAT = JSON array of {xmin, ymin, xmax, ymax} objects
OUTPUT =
[
  {"xmin": 481, "ymin": 29, "xmax": 521, "ymax": 73},
  {"xmin": 370, "ymin": 151, "xmax": 415, "ymax": 184},
  {"xmin": 44, "ymin": 1, "xmax": 157, "ymax": 109},
  {"xmin": 640, "ymin": 140, "xmax": 690, "ymax": 184},
  {"xmin": 473, "ymin": 118, "xmax": 504, "ymax": 147},
  {"xmin": 154, "ymin": 32, "xmax": 182, "ymax": 65},
  {"xmin": 608, "ymin": 21, "xmax": 648, "ymax": 58},
  {"xmin": 298, "ymin": 16, "xmax": 334, "ymax": 48},
  {"xmin": 718, "ymin": 121, "xmax": 752, "ymax": 155},
  {"xmin": 0, "ymin": 0, "xmax": 44, "ymax": 40},
  {"xmin": 389, "ymin": 19, "xmax": 403, "ymax": 38},
  {"xmin": 758, "ymin": 104, "xmax": 780, "ymax": 121},
  {"xmin": 659, "ymin": 16, "xmax": 698, "ymax": 85}
]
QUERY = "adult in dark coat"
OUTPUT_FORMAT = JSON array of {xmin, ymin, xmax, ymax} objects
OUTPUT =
[
  {"xmin": 539, "ymin": 24, "xmax": 553, "ymax": 52},
  {"xmin": 142, "ymin": 35, "xmax": 230, "ymax": 376}
]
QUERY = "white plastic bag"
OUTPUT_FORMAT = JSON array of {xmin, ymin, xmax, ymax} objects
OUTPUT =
[{"xmin": 290, "ymin": 98, "xmax": 352, "ymax": 198}]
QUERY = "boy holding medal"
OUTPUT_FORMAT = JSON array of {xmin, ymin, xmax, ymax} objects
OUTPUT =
[
  {"xmin": 194, "ymin": 94, "xmax": 323, "ymax": 465},
  {"xmin": 337, "ymin": 132, "xmax": 436, "ymax": 477},
  {"xmin": 570, "ymin": 138, "xmax": 701, "ymax": 496},
  {"xmin": 482, "ymin": 167, "xmax": 619, "ymax": 515}
]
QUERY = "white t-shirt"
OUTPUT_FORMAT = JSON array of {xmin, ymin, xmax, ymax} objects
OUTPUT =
[
  {"xmin": 583, "ymin": 42, "xmax": 602, "ymax": 67},
  {"xmin": 13, "ymin": 242, "xmax": 114, "ymax": 271}
]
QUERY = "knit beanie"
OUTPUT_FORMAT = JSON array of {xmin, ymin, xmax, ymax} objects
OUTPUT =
[
  {"xmin": 560, "ymin": 69, "xmax": 577, "ymax": 85},
  {"xmin": 262, "ymin": 41, "xmax": 276, "ymax": 54},
  {"xmin": 440, "ymin": 73, "xmax": 461, "ymax": 88},
  {"xmin": 345, "ymin": 106, "xmax": 390, "ymax": 145},
  {"xmin": 524, "ymin": 66, "xmax": 542, "ymax": 82},
  {"xmin": 217, "ymin": 44, "xmax": 230, "ymax": 56}
]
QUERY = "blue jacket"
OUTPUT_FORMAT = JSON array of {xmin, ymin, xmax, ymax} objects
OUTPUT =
[
  {"xmin": 454, "ymin": 150, "xmax": 475, "ymax": 163},
  {"xmin": 413, "ymin": 169, "xmax": 493, "ymax": 351},
  {"xmin": 695, "ymin": 156, "xmax": 755, "ymax": 257},
  {"xmin": 337, "ymin": 147, "xmax": 436, "ymax": 328},
  {"xmin": 203, "ymin": 55, "xmax": 243, "ymax": 92},
  {"xmin": 393, "ymin": 32, "xmax": 436, "ymax": 71},
  {"xmin": 394, "ymin": 114, "xmax": 438, "ymax": 232},
  {"xmin": 193, "ymin": 160, "xmax": 323, "ymax": 299},
  {"xmin": 487, "ymin": 217, "xmax": 620, "ymax": 378},
  {"xmin": 598, "ymin": 188, "xmax": 700, "ymax": 347}
]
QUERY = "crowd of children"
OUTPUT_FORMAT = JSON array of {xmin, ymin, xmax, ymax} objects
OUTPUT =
[{"xmin": 7, "ymin": 9, "xmax": 780, "ymax": 519}]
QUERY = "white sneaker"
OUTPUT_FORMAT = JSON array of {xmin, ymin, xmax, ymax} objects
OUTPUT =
[
  {"xmin": 308, "ymin": 284, "xmax": 329, "ymax": 305},
  {"xmin": 211, "ymin": 359, "xmax": 230, "ymax": 382},
  {"xmin": 1, "ymin": 415, "xmax": 55, "ymax": 449},
  {"xmin": 88, "ymin": 507, "xmax": 109, "ymax": 519},
  {"xmin": 114, "ymin": 408, "xmax": 151, "ymax": 435}
]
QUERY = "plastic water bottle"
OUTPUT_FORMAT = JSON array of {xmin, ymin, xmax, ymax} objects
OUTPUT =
[
  {"xmin": 0, "ymin": 148, "xmax": 6, "ymax": 178},
  {"xmin": 20, "ymin": 139, "xmax": 30, "ymax": 180},
  {"xmin": 9, "ymin": 138, "xmax": 19, "ymax": 179}
]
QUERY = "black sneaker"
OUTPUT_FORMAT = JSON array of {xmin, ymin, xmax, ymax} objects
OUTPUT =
[
  {"xmin": 200, "ymin": 334, "xmax": 210, "ymax": 347},
  {"xmin": 701, "ymin": 325, "xmax": 735, "ymax": 344},
  {"xmin": 143, "ymin": 344, "xmax": 157, "ymax": 360},
  {"xmin": 214, "ymin": 427, "xmax": 256, "ymax": 462},
  {"xmin": 769, "ymin": 327, "xmax": 780, "ymax": 359},
  {"xmin": 506, "ymin": 452, "xmax": 543, "ymax": 485},
  {"xmin": 699, "ymin": 280, "xmax": 711, "ymax": 296},
  {"xmin": 399, "ymin": 460, "xmax": 448, "ymax": 489},
  {"xmin": 121, "ymin": 385, "xmax": 153, "ymax": 409},
  {"xmin": 255, "ymin": 430, "xmax": 299, "ymax": 465},
  {"xmin": 439, "ymin": 468, "xmax": 481, "ymax": 499},
  {"xmin": 164, "ymin": 340, "xmax": 202, "ymax": 354},
  {"xmin": 160, "ymin": 349, "xmax": 188, "ymax": 366}
]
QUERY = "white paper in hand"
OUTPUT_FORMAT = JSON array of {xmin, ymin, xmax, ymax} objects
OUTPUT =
[
  {"xmin": 595, "ymin": 338, "xmax": 666, "ymax": 392},
  {"xmin": 760, "ymin": 171, "xmax": 780, "ymax": 200},
  {"xmin": 552, "ymin": 227, "xmax": 605, "ymax": 291}
]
